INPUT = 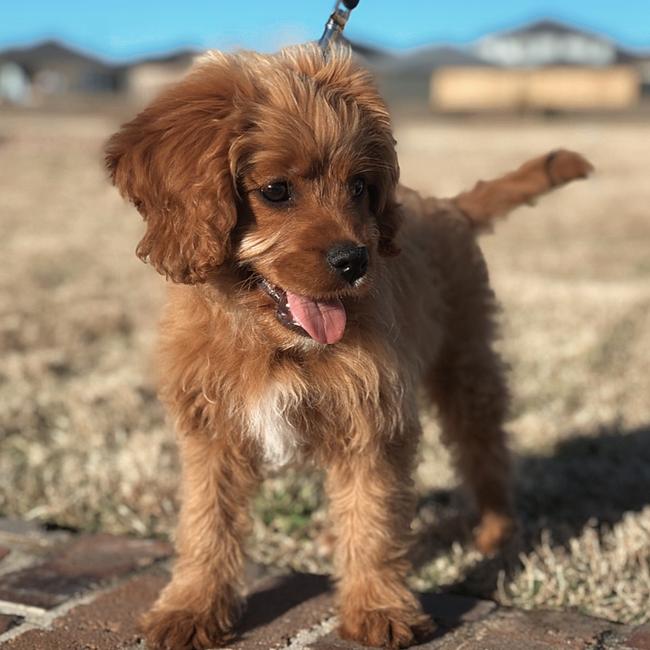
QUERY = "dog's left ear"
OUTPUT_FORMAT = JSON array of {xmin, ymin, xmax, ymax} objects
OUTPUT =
[
  {"xmin": 376, "ymin": 199, "xmax": 402, "ymax": 257},
  {"xmin": 342, "ymin": 69, "xmax": 402, "ymax": 257},
  {"xmin": 369, "ymin": 141, "xmax": 402, "ymax": 257},
  {"xmin": 105, "ymin": 55, "xmax": 247, "ymax": 283},
  {"xmin": 353, "ymin": 110, "xmax": 401, "ymax": 257}
]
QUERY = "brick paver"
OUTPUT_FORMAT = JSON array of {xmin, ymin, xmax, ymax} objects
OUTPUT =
[
  {"xmin": 0, "ymin": 533, "xmax": 171, "ymax": 609},
  {"xmin": 0, "ymin": 570, "xmax": 168, "ymax": 650},
  {"xmin": 623, "ymin": 624, "xmax": 650, "ymax": 650},
  {"xmin": 0, "ymin": 617, "xmax": 22, "ymax": 636},
  {"xmin": 0, "ymin": 518, "xmax": 647, "ymax": 649},
  {"xmin": 233, "ymin": 573, "xmax": 334, "ymax": 648},
  {"xmin": 434, "ymin": 608, "xmax": 615, "ymax": 650}
]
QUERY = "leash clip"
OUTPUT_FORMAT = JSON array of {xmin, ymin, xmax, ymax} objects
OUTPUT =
[{"xmin": 318, "ymin": 0, "xmax": 360, "ymax": 53}]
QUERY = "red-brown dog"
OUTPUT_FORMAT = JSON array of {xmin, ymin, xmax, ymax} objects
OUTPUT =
[{"xmin": 106, "ymin": 45, "xmax": 592, "ymax": 649}]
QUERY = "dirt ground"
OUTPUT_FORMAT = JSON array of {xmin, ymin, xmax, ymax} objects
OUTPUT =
[{"xmin": 1, "ymin": 108, "xmax": 648, "ymax": 623}]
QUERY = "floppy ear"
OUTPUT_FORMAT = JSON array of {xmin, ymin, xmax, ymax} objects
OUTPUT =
[
  {"xmin": 368, "ymin": 136, "xmax": 402, "ymax": 257},
  {"xmin": 105, "ymin": 54, "xmax": 248, "ymax": 283},
  {"xmin": 352, "ymin": 100, "xmax": 402, "ymax": 258},
  {"xmin": 376, "ymin": 198, "xmax": 403, "ymax": 257}
]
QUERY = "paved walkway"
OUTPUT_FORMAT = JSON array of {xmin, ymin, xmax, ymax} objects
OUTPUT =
[{"xmin": 0, "ymin": 519, "xmax": 647, "ymax": 649}]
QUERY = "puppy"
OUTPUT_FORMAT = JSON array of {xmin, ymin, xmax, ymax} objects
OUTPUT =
[{"xmin": 105, "ymin": 45, "xmax": 592, "ymax": 649}]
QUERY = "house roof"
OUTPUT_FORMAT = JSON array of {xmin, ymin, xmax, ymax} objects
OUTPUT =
[
  {"xmin": 0, "ymin": 40, "xmax": 112, "ymax": 74},
  {"xmin": 493, "ymin": 19, "xmax": 610, "ymax": 42}
]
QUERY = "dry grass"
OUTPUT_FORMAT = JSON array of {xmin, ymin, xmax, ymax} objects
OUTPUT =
[{"xmin": 1, "ymin": 108, "xmax": 648, "ymax": 623}]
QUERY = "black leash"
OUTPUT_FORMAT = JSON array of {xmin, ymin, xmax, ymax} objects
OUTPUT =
[{"xmin": 318, "ymin": 0, "xmax": 360, "ymax": 53}]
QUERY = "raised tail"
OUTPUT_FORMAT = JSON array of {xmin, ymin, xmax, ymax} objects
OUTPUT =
[{"xmin": 453, "ymin": 149, "xmax": 594, "ymax": 230}]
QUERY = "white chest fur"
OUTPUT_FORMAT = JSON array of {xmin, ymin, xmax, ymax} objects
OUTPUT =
[{"xmin": 245, "ymin": 382, "xmax": 301, "ymax": 468}]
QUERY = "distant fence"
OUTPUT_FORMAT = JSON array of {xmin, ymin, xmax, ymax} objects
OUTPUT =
[{"xmin": 431, "ymin": 65, "xmax": 640, "ymax": 112}]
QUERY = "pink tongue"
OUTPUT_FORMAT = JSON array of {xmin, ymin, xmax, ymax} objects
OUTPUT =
[{"xmin": 285, "ymin": 291, "xmax": 347, "ymax": 344}]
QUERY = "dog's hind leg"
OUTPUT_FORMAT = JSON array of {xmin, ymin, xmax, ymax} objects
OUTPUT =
[
  {"xmin": 423, "ymin": 227, "xmax": 516, "ymax": 556},
  {"xmin": 427, "ymin": 336, "xmax": 515, "ymax": 556},
  {"xmin": 453, "ymin": 148, "xmax": 593, "ymax": 229}
]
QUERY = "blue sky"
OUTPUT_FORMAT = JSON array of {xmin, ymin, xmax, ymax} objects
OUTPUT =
[{"xmin": 1, "ymin": 0, "xmax": 648, "ymax": 61}]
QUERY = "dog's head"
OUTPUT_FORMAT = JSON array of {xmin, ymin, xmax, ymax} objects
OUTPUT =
[{"xmin": 105, "ymin": 45, "xmax": 400, "ymax": 345}]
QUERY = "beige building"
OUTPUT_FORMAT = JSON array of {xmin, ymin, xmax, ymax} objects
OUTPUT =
[
  {"xmin": 124, "ymin": 51, "xmax": 196, "ymax": 104},
  {"xmin": 430, "ymin": 21, "xmax": 646, "ymax": 113},
  {"xmin": 432, "ymin": 66, "xmax": 640, "ymax": 112}
]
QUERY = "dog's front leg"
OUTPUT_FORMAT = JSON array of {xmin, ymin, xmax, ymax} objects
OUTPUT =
[
  {"xmin": 142, "ymin": 431, "xmax": 259, "ymax": 650},
  {"xmin": 326, "ymin": 437, "xmax": 434, "ymax": 649}
]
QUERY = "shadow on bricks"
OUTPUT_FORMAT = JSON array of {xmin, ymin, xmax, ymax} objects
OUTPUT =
[{"xmin": 240, "ymin": 572, "xmax": 331, "ymax": 631}]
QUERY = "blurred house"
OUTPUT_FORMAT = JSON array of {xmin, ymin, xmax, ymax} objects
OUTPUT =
[
  {"xmin": 621, "ymin": 52, "xmax": 650, "ymax": 96},
  {"xmin": 431, "ymin": 21, "xmax": 646, "ymax": 113},
  {"xmin": 473, "ymin": 20, "xmax": 618, "ymax": 67},
  {"xmin": 1, "ymin": 22, "xmax": 648, "ymax": 115},
  {"xmin": 0, "ymin": 40, "xmax": 121, "ymax": 105},
  {"xmin": 123, "ymin": 50, "xmax": 197, "ymax": 104},
  {"xmin": 367, "ymin": 45, "xmax": 490, "ymax": 110},
  {"xmin": 0, "ymin": 40, "xmax": 196, "ymax": 107},
  {"xmin": 432, "ymin": 66, "xmax": 640, "ymax": 112},
  {"xmin": 0, "ymin": 62, "xmax": 29, "ymax": 104}
]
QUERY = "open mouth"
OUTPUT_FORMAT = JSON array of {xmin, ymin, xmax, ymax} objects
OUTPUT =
[{"xmin": 258, "ymin": 278, "xmax": 347, "ymax": 345}]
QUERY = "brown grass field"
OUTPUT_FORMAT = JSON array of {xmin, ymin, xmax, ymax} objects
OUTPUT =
[{"xmin": 1, "ymin": 108, "xmax": 649, "ymax": 623}]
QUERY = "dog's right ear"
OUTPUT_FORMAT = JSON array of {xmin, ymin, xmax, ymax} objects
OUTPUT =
[{"xmin": 105, "ymin": 54, "xmax": 250, "ymax": 284}]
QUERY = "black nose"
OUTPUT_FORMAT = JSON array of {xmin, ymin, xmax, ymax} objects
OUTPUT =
[{"xmin": 326, "ymin": 243, "xmax": 369, "ymax": 284}]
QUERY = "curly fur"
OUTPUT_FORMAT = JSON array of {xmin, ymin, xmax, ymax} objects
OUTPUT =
[{"xmin": 105, "ymin": 44, "xmax": 592, "ymax": 649}]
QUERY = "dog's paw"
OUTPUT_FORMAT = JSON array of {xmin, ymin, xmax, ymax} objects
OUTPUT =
[
  {"xmin": 339, "ymin": 607, "xmax": 434, "ymax": 649},
  {"xmin": 474, "ymin": 510, "xmax": 516, "ymax": 555},
  {"xmin": 547, "ymin": 149, "xmax": 594, "ymax": 185},
  {"xmin": 141, "ymin": 606, "xmax": 236, "ymax": 650}
]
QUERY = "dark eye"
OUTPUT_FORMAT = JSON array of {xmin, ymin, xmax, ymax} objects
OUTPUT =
[
  {"xmin": 260, "ymin": 180, "xmax": 291, "ymax": 203},
  {"xmin": 350, "ymin": 177, "xmax": 365, "ymax": 198}
]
